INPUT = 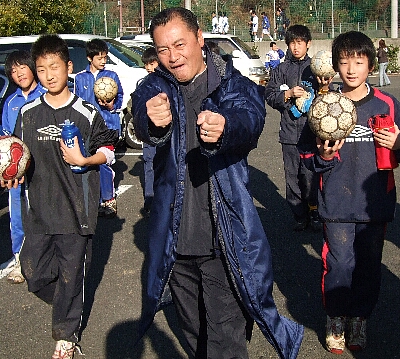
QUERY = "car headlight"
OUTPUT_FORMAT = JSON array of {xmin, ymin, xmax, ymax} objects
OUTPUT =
[{"xmin": 249, "ymin": 66, "xmax": 267, "ymax": 76}]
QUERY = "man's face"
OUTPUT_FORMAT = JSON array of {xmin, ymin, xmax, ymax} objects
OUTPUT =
[{"xmin": 153, "ymin": 17, "xmax": 206, "ymax": 83}]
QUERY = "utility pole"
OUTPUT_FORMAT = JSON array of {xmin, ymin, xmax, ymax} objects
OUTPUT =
[
  {"xmin": 118, "ymin": 0, "xmax": 123, "ymax": 36},
  {"xmin": 391, "ymin": 0, "xmax": 398, "ymax": 38},
  {"xmin": 104, "ymin": 1, "xmax": 108, "ymax": 37},
  {"xmin": 141, "ymin": 0, "xmax": 145, "ymax": 33}
]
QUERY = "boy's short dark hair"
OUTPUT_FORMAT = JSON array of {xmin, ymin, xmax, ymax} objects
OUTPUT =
[
  {"xmin": 331, "ymin": 31, "xmax": 375, "ymax": 72},
  {"xmin": 5, "ymin": 50, "xmax": 36, "ymax": 81},
  {"xmin": 141, "ymin": 47, "xmax": 158, "ymax": 64},
  {"xmin": 31, "ymin": 34, "xmax": 70, "ymax": 65},
  {"xmin": 270, "ymin": 42, "xmax": 277, "ymax": 47},
  {"xmin": 285, "ymin": 25, "xmax": 312, "ymax": 46},
  {"xmin": 86, "ymin": 39, "xmax": 109, "ymax": 59},
  {"xmin": 150, "ymin": 7, "xmax": 199, "ymax": 39}
]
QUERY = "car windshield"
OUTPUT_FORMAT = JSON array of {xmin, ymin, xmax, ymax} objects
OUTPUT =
[
  {"xmin": 106, "ymin": 39, "xmax": 144, "ymax": 67},
  {"xmin": 231, "ymin": 37, "xmax": 260, "ymax": 59}
]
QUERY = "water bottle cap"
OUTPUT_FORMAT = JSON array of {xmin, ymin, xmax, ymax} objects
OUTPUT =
[{"xmin": 61, "ymin": 119, "xmax": 74, "ymax": 126}]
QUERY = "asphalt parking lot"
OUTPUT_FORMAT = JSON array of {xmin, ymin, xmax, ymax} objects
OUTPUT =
[{"xmin": 0, "ymin": 74, "xmax": 399, "ymax": 359}]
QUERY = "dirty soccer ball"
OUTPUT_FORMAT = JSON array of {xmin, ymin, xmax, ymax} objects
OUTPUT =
[
  {"xmin": 310, "ymin": 50, "xmax": 337, "ymax": 78},
  {"xmin": 0, "ymin": 136, "xmax": 31, "ymax": 181},
  {"xmin": 93, "ymin": 76, "xmax": 118, "ymax": 102},
  {"xmin": 308, "ymin": 92, "xmax": 357, "ymax": 141}
]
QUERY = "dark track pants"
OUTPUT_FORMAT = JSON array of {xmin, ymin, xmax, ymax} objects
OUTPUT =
[
  {"xmin": 169, "ymin": 255, "xmax": 249, "ymax": 359},
  {"xmin": 281, "ymin": 143, "xmax": 318, "ymax": 221},
  {"xmin": 20, "ymin": 233, "xmax": 91, "ymax": 342},
  {"xmin": 322, "ymin": 222, "xmax": 385, "ymax": 318}
]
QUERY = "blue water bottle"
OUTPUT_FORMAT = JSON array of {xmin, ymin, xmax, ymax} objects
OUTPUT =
[{"xmin": 61, "ymin": 119, "xmax": 87, "ymax": 173}]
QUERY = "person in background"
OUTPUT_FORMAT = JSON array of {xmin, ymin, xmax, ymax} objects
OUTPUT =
[
  {"xmin": 377, "ymin": 39, "xmax": 391, "ymax": 87},
  {"xmin": 301, "ymin": 30, "xmax": 400, "ymax": 355},
  {"xmin": 211, "ymin": 12, "xmax": 218, "ymax": 33},
  {"xmin": 132, "ymin": 7, "xmax": 303, "ymax": 359},
  {"xmin": 1, "ymin": 50, "xmax": 46, "ymax": 284},
  {"xmin": 260, "ymin": 11, "xmax": 274, "ymax": 41},
  {"xmin": 276, "ymin": 9, "xmax": 285, "ymax": 41},
  {"xmin": 248, "ymin": 10, "xmax": 259, "ymax": 41},
  {"xmin": 75, "ymin": 38, "xmax": 123, "ymax": 218},
  {"xmin": 223, "ymin": 12, "xmax": 229, "ymax": 34},
  {"xmin": 218, "ymin": 11, "xmax": 225, "ymax": 34},
  {"xmin": 265, "ymin": 25, "xmax": 328, "ymax": 232},
  {"xmin": 265, "ymin": 41, "xmax": 285, "ymax": 70}
]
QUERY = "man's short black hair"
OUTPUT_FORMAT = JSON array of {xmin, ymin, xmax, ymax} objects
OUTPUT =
[
  {"xmin": 332, "ymin": 31, "xmax": 375, "ymax": 72},
  {"xmin": 285, "ymin": 25, "xmax": 312, "ymax": 45},
  {"xmin": 149, "ymin": 7, "xmax": 199, "ymax": 40},
  {"xmin": 5, "ymin": 50, "xmax": 36, "ymax": 81},
  {"xmin": 86, "ymin": 39, "xmax": 109, "ymax": 59},
  {"xmin": 141, "ymin": 47, "xmax": 158, "ymax": 64},
  {"xmin": 31, "ymin": 34, "xmax": 70, "ymax": 65}
]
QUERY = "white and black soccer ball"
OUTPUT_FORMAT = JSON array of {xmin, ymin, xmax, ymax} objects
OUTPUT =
[
  {"xmin": 93, "ymin": 76, "xmax": 118, "ymax": 103},
  {"xmin": 308, "ymin": 92, "xmax": 357, "ymax": 141},
  {"xmin": 310, "ymin": 50, "xmax": 337, "ymax": 79},
  {"xmin": 0, "ymin": 136, "xmax": 31, "ymax": 181}
]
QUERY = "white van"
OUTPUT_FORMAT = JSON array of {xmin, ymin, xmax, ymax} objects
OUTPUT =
[
  {"xmin": 0, "ymin": 34, "xmax": 148, "ymax": 148},
  {"xmin": 116, "ymin": 33, "xmax": 268, "ymax": 85}
]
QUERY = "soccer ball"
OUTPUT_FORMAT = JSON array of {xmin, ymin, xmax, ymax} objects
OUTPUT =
[
  {"xmin": 308, "ymin": 92, "xmax": 357, "ymax": 141},
  {"xmin": 93, "ymin": 76, "xmax": 118, "ymax": 103},
  {"xmin": 310, "ymin": 50, "xmax": 337, "ymax": 78},
  {"xmin": 0, "ymin": 136, "xmax": 31, "ymax": 181}
]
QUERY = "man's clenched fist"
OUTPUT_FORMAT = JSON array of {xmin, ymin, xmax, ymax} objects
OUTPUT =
[{"xmin": 146, "ymin": 93, "xmax": 172, "ymax": 128}]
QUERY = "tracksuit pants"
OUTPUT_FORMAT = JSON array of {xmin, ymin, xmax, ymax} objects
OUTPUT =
[
  {"xmin": 20, "ymin": 233, "xmax": 91, "ymax": 343},
  {"xmin": 9, "ymin": 184, "xmax": 24, "ymax": 254},
  {"xmin": 100, "ymin": 163, "xmax": 115, "ymax": 202},
  {"xmin": 281, "ymin": 143, "xmax": 318, "ymax": 222},
  {"xmin": 322, "ymin": 222, "xmax": 385, "ymax": 318},
  {"xmin": 169, "ymin": 255, "xmax": 250, "ymax": 359}
]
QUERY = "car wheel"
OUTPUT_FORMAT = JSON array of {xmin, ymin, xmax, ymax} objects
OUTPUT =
[{"xmin": 124, "ymin": 112, "xmax": 142, "ymax": 149}]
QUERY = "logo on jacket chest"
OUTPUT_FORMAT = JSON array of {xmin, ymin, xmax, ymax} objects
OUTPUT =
[{"xmin": 345, "ymin": 124, "xmax": 373, "ymax": 143}]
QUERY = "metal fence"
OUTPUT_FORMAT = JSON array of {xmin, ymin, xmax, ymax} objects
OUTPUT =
[{"xmin": 83, "ymin": 0, "xmax": 397, "ymax": 41}]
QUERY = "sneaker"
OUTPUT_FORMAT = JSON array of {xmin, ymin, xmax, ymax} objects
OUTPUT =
[
  {"xmin": 326, "ymin": 316, "xmax": 346, "ymax": 354},
  {"xmin": 7, "ymin": 253, "xmax": 24, "ymax": 284},
  {"xmin": 0, "ymin": 256, "xmax": 16, "ymax": 279},
  {"xmin": 347, "ymin": 317, "xmax": 367, "ymax": 351},
  {"xmin": 102, "ymin": 197, "xmax": 117, "ymax": 218},
  {"xmin": 52, "ymin": 340, "xmax": 76, "ymax": 359}
]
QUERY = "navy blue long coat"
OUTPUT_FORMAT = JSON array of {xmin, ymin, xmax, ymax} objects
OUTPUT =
[{"xmin": 132, "ymin": 49, "xmax": 304, "ymax": 359}]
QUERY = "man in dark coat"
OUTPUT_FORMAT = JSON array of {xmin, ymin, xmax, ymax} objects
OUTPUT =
[{"xmin": 132, "ymin": 7, "xmax": 303, "ymax": 359}]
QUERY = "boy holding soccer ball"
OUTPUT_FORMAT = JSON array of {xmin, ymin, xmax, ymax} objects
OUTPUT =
[
  {"xmin": 2, "ymin": 34, "xmax": 118, "ymax": 359},
  {"xmin": 301, "ymin": 31, "xmax": 400, "ymax": 354},
  {"xmin": 1, "ymin": 50, "xmax": 46, "ymax": 284},
  {"xmin": 75, "ymin": 39, "xmax": 123, "ymax": 218}
]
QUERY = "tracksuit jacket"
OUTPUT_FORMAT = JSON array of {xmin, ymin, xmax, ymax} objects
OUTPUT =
[{"xmin": 132, "ymin": 47, "xmax": 304, "ymax": 359}]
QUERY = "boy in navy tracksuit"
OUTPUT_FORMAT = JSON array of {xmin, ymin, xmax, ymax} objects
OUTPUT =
[
  {"xmin": 301, "ymin": 31, "xmax": 400, "ymax": 354},
  {"xmin": 1, "ymin": 50, "xmax": 46, "ymax": 283},
  {"xmin": 265, "ymin": 25, "xmax": 323, "ymax": 231},
  {"xmin": 75, "ymin": 39, "xmax": 123, "ymax": 218}
]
